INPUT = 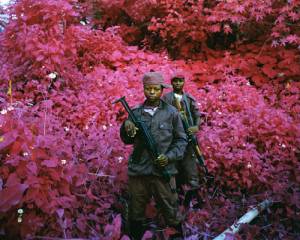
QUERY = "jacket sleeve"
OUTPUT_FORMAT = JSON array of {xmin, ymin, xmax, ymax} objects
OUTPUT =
[
  {"xmin": 189, "ymin": 95, "xmax": 201, "ymax": 125},
  {"xmin": 161, "ymin": 93, "xmax": 172, "ymax": 105},
  {"xmin": 165, "ymin": 111, "xmax": 188, "ymax": 162}
]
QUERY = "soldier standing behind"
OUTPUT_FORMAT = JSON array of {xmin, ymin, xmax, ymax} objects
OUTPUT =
[
  {"xmin": 119, "ymin": 72, "xmax": 187, "ymax": 239},
  {"xmin": 162, "ymin": 72, "xmax": 201, "ymax": 194}
]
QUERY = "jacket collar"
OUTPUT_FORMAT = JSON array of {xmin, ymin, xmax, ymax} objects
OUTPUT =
[{"xmin": 142, "ymin": 99, "xmax": 164, "ymax": 109}]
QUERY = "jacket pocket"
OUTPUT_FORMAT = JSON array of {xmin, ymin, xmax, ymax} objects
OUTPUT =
[
  {"xmin": 158, "ymin": 123, "xmax": 173, "ymax": 131},
  {"xmin": 153, "ymin": 122, "xmax": 173, "ymax": 147}
]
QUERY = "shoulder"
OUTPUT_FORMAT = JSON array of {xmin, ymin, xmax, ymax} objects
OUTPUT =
[
  {"xmin": 163, "ymin": 91, "xmax": 173, "ymax": 97},
  {"xmin": 162, "ymin": 91, "xmax": 173, "ymax": 100},
  {"xmin": 160, "ymin": 100, "xmax": 178, "ymax": 114},
  {"xmin": 185, "ymin": 93, "xmax": 196, "ymax": 102},
  {"xmin": 131, "ymin": 104, "xmax": 143, "ymax": 113},
  {"xmin": 161, "ymin": 92, "xmax": 174, "ymax": 106}
]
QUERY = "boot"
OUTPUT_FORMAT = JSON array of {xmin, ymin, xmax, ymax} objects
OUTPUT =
[
  {"xmin": 183, "ymin": 189, "xmax": 197, "ymax": 208},
  {"xmin": 129, "ymin": 220, "xmax": 146, "ymax": 240},
  {"xmin": 184, "ymin": 189, "xmax": 203, "ymax": 209}
]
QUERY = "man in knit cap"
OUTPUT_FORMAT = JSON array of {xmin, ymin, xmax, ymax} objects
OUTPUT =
[
  {"xmin": 162, "ymin": 71, "xmax": 201, "ymax": 201},
  {"xmin": 120, "ymin": 71, "xmax": 187, "ymax": 239}
]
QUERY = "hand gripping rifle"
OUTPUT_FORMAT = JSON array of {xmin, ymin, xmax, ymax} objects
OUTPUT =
[
  {"xmin": 174, "ymin": 97, "xmax": 209, "ymax": 175},
  {"xmin": 113, "ymin": 96, "xmax": 174, "ymax": 189}
]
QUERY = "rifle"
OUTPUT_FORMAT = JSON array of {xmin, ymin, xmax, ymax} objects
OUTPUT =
[
  {"xmin": 174, "ymin": 97, "xmax": 209, "ymax": 175},
  {"xmin": 113, "ymin": 96, "xmax": 173, "ymax": 185}
]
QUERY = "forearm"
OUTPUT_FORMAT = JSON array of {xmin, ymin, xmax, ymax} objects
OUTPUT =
[
  {"xmin": 165, "ymin": 113, "xmax": 188, "ymax": 162},
  {"xmin": 165, "ymin": 138, "xmax": 188, "ymax": 162},
  {"xmin": 195, "ymin": 116, "xmax": 201, "ymax": 127},
  {"xmin": 120, "ymin": 121, "xmax": 135, "ymax": 144}
]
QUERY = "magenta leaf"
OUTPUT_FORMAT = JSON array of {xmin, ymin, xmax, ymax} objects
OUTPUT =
[{"xmin": 0, "ymin": 184, "xmax": 29, "ymax": 212}]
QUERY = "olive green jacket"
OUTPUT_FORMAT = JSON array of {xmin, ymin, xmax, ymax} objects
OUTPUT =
[
  {"xmin": 161, "ymin": 91, "xmax": 201, "ymax": 126},
  {"xmin": 120, "ymin": 100, "xmax": 187, "ymax": 176}
]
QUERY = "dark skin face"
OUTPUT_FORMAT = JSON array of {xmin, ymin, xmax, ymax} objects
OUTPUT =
[
  {"xmin": 124, "ymin": 83, "xmax": 168, "ymax": 167},
  {"xmin": 172, "ymin": 77, "xmax": 200, "ymax": 134},
  {"xmin": 125, "ymin": 83, "xmax": 163, "ymax": 138},
  {"xmin": 171, "ymin": 77, "xmax": 185, "ymax": 94},
  {"xmin": 143, "ymin": 84, "xmax": 163, "ymax": 107}
]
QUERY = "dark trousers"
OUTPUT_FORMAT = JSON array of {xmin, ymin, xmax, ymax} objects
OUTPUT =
[
  {"xmin": 176, "ymin": 144, "xmax": 200, "ymax": 190},
  {"xmin": 128, "ymin": 175, "xmax": 181, "ymax": 239}
]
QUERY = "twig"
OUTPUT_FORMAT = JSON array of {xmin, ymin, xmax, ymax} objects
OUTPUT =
[
  {"xmin": 210, "ymin": 186, "xmax": 219, "ymax": 199},
  {"xmin": 256, "ymin": 37, "xmax": 271, "ymax": 58},
  {"xmin": 198, "ymin": 231, "xmax": 214, "ymax": 238},
  {"xmin": 62, "ymin": 224, "xmax": 67, "ymax": 239},
  {"xmin": 85, "ymin": 222, "xmax": 99, "ymax": 237},
  {"xmin": 74, "ymin": 192, "xmax": 112, "ymax": 198},
  {"xmin": 261, "ymin": 223, "xmax": 272, "ymax": 229},
  {"xmin": 88, "ymin": 172, "xmax": 115, "ymax": 178},
  {"xmin": 280, "ymin": 218, "xmax": 289, "ymax": 222}
]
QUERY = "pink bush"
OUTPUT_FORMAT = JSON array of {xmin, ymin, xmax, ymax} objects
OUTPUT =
[{"xmin": 0, "ymin": 0, "xmax": 299, "ymax": 239}]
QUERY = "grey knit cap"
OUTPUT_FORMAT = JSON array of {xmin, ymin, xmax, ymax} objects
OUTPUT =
[{"xmin": 142, "ymin": 72, "xmax": 171, "ymax": 88}]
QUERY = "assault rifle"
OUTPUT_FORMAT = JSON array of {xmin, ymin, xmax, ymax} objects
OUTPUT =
[
  {"xmin": 175, "ymin": 97, "xmax": 209, "ymax": 175},
  {"xmin": 113, "ymin": 96, "xmax": 172, "ymax": 184}
]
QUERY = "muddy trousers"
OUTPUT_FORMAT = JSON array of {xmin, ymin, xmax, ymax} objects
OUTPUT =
[
  {"xmin": 176, "ymin": 144, "xmax": 200, "ymax": 190},
  {"xmin": 128, "ymin": 175, "xmax": 181, "ymax": 239}
]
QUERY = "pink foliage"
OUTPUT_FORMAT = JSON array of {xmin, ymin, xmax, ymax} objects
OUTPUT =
[{"xmin": 0, "ymin": 0, "xmax": 299, "ymax": 239}]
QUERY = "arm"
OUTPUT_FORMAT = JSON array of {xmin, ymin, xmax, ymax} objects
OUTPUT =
[
  {"xmin": 161, "ymin": 92, "xmax": 173, "ymax": 105},
  {"xmin": 187, "ymin": 95, "xmax": 201, "ymax": 134},
  {"xmin": 165, "ymin": 111, "xmax": 188, "ymax": 162},
  {"xmin": 161, "ymin": 94, "xmax": 167, "ymax": 102},
  {"xmin": 190, "ymin": 96, "xmax": 201, "ymax": 126}
]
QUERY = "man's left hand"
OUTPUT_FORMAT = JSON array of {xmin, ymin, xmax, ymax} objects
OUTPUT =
[
  {"xmin": 155, "ymin": 154, "xmax": 168, "ymax": 167},
  {"xmin": 187, "ymin": 126, "xmax": 199, "ymax": 134}
]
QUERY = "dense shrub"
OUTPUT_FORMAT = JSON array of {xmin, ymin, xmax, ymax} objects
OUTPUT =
[{"xmin": 0, "ymin": 0, "xmax": 299, "ymax": 239}]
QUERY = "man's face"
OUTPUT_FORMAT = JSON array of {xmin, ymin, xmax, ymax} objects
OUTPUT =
[
  {"xmin": 171, "ymin": 77, "xmax": 185, "ymax": 91},
  {"xmin": 144, "ymin": 84, "xmax": 163, "ymax": 102}
]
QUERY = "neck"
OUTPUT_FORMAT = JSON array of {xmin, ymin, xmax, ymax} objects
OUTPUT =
[
  {"xmin": 174, "ymin": 89, "xmax": 183, "ymax": 94},
  {"xmin": 145, "ymin": 99, "xmax": 160, "ymax": 107}
]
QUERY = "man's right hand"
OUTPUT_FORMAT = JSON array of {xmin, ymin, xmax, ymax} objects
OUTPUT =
[{"xmin": 124, "ymin": 120, "xmax": 138, "ymax": 137}]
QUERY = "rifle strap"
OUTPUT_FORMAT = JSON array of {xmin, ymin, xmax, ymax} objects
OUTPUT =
[{"xmin": 183, "ymin": 94, "xmax": 194, "ymax": 126}]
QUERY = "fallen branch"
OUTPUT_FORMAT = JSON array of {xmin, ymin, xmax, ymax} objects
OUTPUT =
[
  {"xmin": 88, "ymin": 172, "xmax": 115, "ymax": 178},
  {"xmin": 213, "ymin": 199, "xmax": 273, "ymax": 240}
]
